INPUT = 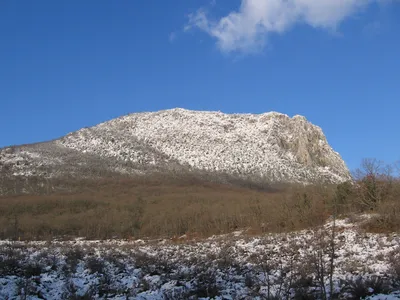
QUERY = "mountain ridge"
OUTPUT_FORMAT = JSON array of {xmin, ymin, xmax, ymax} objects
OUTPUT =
[{"xmin": 0, "ymin": 108, "xmax": 351, "ymax": 185}]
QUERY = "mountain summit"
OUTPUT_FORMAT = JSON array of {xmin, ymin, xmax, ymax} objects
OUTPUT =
[{"xmin": 0, "ymin": 108, "xmax": 350, "ymax": 184}]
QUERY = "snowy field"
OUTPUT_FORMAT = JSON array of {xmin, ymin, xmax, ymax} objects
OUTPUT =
[{"xmin": 1, "ymin": 215, "xmax": 400, "ymax": 299}]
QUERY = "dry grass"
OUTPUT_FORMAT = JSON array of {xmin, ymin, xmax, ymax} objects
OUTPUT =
[
  {"xmin": 1, "ymin": 159, "xmax": 400, "ymax": 240},
  {"xmin": 0, "ymin": 175, "xmax": 332, "ymax": 240}
]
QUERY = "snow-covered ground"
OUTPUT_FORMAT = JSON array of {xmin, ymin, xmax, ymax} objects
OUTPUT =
[{"xmin": 0, "ymin": 216, "xmax": 399, "ymax": 299}]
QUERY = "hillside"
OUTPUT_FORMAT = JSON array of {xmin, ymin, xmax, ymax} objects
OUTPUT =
[{"xmin": 0, "ymin": 108, "xmax": 350, "ymax": 187}]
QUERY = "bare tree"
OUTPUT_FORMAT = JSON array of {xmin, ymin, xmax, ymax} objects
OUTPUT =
[
  {"xmin": 353, "ymin": 158, "xmax": 393, "ymax": 210},
  {"xmin": 394, "ymin": 161, "xmax": 400, "ymax": 177}
]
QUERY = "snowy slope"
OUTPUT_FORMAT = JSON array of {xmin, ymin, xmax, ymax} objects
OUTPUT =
[{"xmin": 0, "ymin": 108, "xmax": 350, "ymax": 184}]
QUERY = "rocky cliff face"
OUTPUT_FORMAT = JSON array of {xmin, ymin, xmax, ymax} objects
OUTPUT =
[{"xmin": 0, "ymin": 108, "xmax": 350, "ymax": 184}]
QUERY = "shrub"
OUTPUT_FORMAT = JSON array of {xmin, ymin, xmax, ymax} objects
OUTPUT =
[
  {"xmin": 24, "ymin": 263, "xmax": 43, "ymax": 278},
  {"xmin": 190, "ymin": 269, "xmax": 220, "ymax": 298},
  {"xmin": 64, "ymin": 247, "xmax": 85, "ymax": 274},
  {"xmin": 85, "ymin": 257, "xmax": 106, "ymax": 275},
  {"xmin": 342, "ymin": 276, "xmax": 391, "ymax": 299}
]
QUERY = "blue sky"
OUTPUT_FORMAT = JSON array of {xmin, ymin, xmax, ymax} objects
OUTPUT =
[{"xmin": 1, "ymin": 0, "xmax": 399, "ymax": 171}]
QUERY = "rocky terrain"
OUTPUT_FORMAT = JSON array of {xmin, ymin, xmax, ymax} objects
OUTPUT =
[{"xmin": 0, "ymin": 108, "xmax": 351, "ymax": 185}]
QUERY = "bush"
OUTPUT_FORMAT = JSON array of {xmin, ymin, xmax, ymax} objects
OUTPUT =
[
  {"xmin": 86, "ymin": 257, "xmax": 106, "ymax": 275},
  {"xmin": 190, "ymin": 269, "xmax": 220, "ymax": 298},
  {"xmin": 342, "ymin": 276, "xmax": 391, "ymax": 299},
  {"xmin": 24, "ymin": 263, "xmax": 43, "ymax": 278},
  {"xmin": 64, "ymin": 247, "xmax": 85, "ymax": 274}
]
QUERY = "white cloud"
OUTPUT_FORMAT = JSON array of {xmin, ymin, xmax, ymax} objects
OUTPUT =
[{"xmin": 185, "ymin": 0, "xmax": 378, "ymax": 53}]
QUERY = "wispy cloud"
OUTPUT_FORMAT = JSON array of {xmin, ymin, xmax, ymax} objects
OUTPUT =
[
  {"xmin": 363, "ymin": 20, "xmax": 382, "ymax": 37},
  {"xmin": 185, "ymin": 0, "xmax": 384, "ymax": 54},
  {"xmin": 169, "ymin": 32, "xmax": 177, "ymax": 43}
]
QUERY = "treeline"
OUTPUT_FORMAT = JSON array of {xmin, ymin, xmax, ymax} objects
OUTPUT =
[
  {"xmin": 335, "ymin": 158, "xmax": 400, "ymax": 232},
  {"xmin": 0, "ymin": 158, "xmax": 399, "ymax": 240}
]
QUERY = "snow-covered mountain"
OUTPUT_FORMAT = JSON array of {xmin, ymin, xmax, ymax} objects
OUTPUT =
[{"xmin": 0, "ymin": 108, "xmax": 351, "ymax": 184}]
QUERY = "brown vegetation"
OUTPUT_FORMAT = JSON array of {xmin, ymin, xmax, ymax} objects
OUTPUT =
[
  {"xmin": 0, "ymin": 174, "xmax": 331, "ymax": 240},
  {"xmin": 0, "ymin": 158, "xmax": 399, "ymax": 240}
]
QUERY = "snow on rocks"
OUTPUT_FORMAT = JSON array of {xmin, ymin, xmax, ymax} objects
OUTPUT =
[
  {"xmin": 0, "ymin": 108, "xmax": 350, "ymax": 184},
  {"xmin": 58, "ymin": 108, "xmax": 350, "ymax": 183}
]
